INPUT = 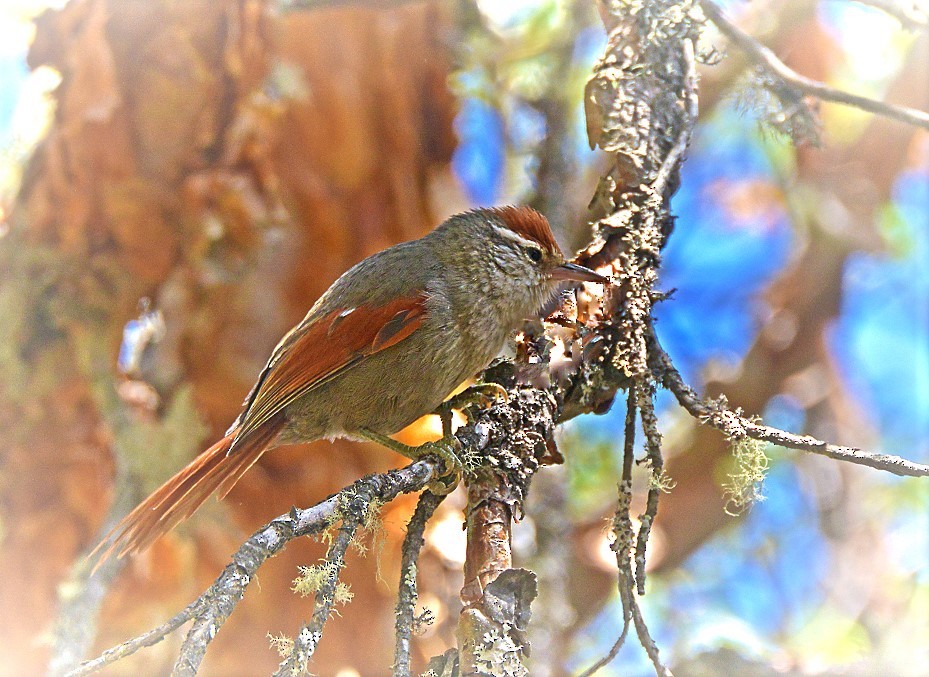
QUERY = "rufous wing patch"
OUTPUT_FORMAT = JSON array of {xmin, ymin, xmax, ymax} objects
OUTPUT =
[{"xmin": 231, "ymin": 294, "xmax": 428, "ymax": 447}]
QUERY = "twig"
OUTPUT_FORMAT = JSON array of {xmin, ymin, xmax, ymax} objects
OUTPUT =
[
  {"xmin": 622, "ymin": 388, "xmax": 637, "ymax": 484},
  {"xmin": 67, "ymin": 599, "xmax": 205, "ymax": 676},
  {"xmin": 393, "ymin": 491, "xmax": 444, "ymax": 677},
  {"xmin": 701, "ymin": 0, "xmax": 929, "ymax": 131},
  {"xmin": 68, "ymin": 459, "xmax": 439, "ymax": 677},
  {"xmin": 274, "ymin": 516, "xmax": 359, "ymax": 676},
  {"xmin": 633, "ymin": 380, "xmax": 663, "ymax": 597},
  {"xmin": 647, "ymin": 326, "xmax": 929, "ymax": 478},
  {"xmin": 577, "ymin": 388, "xmax": 637, "ymax": 677},
  {"xmin": 628, "ymin": 592, "xmax": 672, "ymax": 677},
  {"xmin": 578, "ymin": 388, "xmax": 670, "ymax": 677},
  {"xmin": 577, "ymin": 605, "xmax": 630, "ymax": 677}
]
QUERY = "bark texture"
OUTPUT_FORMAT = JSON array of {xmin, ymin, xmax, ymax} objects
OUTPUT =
[{"xmin": 1, "ymin": 1, "xmax": 457, "ymax": 674}]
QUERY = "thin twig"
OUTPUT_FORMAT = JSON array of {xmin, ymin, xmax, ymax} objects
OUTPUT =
[
  {"xmin": 628, "ymin": 592, "xmax": 672, "ymax": 677},
  {"xmin": 577, "ymin": 388, "xmax": 637, "ymax": 677},
  {"xmin": 67, "ymin": 599, "xmax": 204, "ymax": 676},
  {"xmin": 647, "ymin": 326, "xmax": 929, "ymax": 478},
  {"xmin": 633, "ymin": 381, "xmax": 663, "ymax": 597},
  {"xmin": 393, "ymin": 491, "xmax": 444, "ymax": 677},
  {"xmin": 577, "ymin": 611, "xmax": 630, "ymax": 677},
  {"xmin": 68, "ymin": 460, "xmax": 438, "ymax": 677},
  {"xmin": 275, "ymin": 517, "xmax": 359, "ymax": 676},
  {"xmin": 622, "ymin": 387, "xmax": 637, "ymax": 484},
  {"xmin": 702, "ymin": 0, "xmax": 929, "ymax": 131}
]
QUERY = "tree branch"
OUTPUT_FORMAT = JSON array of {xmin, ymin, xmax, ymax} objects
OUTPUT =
[
  {"xmin": 648, "ymin": 325, "xmax": 929, "ymax": 478},
  {"xmin": 455, "ymin": 384, "xmax": 555, "ymax": 676},
  {"xmin": 702, "ymin": 0, "xmax": 929, "ymax": 131},
  {"xmin": 66, "ymin": 599, "xmax": 206, "ymax": 677},
  {"xmin": 68, "ymin": 459, "xmax": 439, "ymax": 676},
  {"xmin": 393, "ymin": 491, "xmax": 444, "ymax": 677},
  {"xmin": 274, "ymin": 515, "xmax": 358, "ymax": 676},
  {"xmin": 576, "ymin": 1, "xmax": 703, "ymax": 672},
  {"xmin": 577, "ymin": 387, "xmax": 636, "ymax": 677}
]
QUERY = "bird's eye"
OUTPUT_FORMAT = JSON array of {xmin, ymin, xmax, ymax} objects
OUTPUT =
[{"xmin": 525, "ymin": 246, "xmax": 543, "ymax": 263}]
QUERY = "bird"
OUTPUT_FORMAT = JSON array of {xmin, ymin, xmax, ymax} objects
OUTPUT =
[{"xmin": 91, "ymin": 206, "xmax": 607, "ymax": 565}]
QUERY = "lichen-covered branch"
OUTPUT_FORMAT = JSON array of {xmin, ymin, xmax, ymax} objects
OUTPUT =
[
  {"xmin": 394, "ymin": 491, "xmax": 444, "ymax": 677},
  {"xmin": 567, "ymin": 2, "xmax": 702, "ymax": 673},
  {"xmin": 274, "ymin": 515, "xmax": 358, "ymax": 676},
  {"xmin": 577, "ymin": 387, "xmax": 636, "ymax": 677},
  {"xmin": 702, "ymin": 0, "xmax": 929, "ymax": 131},
  {"xmin": 633, "ymin": 379, "xmax": 664, "ymax": 597},
  {"xmin": 65, "ymin": 599, "xmax": 206, "ymax": 677},
  {"xmin": 68, "ymin": 460, "xmax": 438, "ymax": 676},
  {"xmin": 648, "ymin": 327, "xmax": 929, "ymax": 478},
  {"xmin": 455, "ymin": 383, "xmax": 557, "ymax": 677}
]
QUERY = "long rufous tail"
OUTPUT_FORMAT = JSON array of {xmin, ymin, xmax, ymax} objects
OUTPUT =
[{"xmin": 91, "ymin": 420, "xmax": 281, "ymax": 568}]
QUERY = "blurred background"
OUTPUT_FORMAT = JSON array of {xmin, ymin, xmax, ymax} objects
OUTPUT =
[{"xmin": 0, "ymin": 0, "xmax": 926, "ymax": 675}]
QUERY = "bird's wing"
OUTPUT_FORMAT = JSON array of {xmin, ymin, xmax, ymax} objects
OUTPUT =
[{"xmin": 230, "ymin": 293, "xmax": 428, "ymax": 450}]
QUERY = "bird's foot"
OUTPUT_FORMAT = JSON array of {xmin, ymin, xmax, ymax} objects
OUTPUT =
[
  {"xmin": 357, "ymin": 428, "xmax": 462, "ymax": 495},
  {"xmin": 416, "ymin": 436, "xmax": 463, "ymax": 495},
  {"xmin": 436, "ymin": 382, "xmax": 509, "ymax": 436}
]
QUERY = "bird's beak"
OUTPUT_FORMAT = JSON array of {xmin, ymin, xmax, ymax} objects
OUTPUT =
[{"xmin": 551, "ymin": 262, "xmax": 610, "ymax": 284}]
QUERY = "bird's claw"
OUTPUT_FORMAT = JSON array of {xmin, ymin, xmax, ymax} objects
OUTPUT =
[
  {"xmin": 437, "ymin": 382, "xmax": 508, "ymax": 436},
  {"xmin": 421, "ymin": 436, "xmax": 462, "ymax": 495},
  {"xmin": 445, "ymin": 382, "xmax": 508, "ymax": 413}
]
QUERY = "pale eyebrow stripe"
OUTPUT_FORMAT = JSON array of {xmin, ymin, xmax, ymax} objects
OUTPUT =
[{"xmin": 492, "ymin": 225, "xmax": 542, "ymax": 250}]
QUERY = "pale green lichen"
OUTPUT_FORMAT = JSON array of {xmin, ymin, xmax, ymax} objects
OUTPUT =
[
  {"xmin": 721, "ymin": 436, "xmax": 769, "ymax": 515},
  {"xmin": 291, "ymin": 564, "xmax": 353, "ymax": 606},
  {"xmin": 267, "ymin": 632, "xmax": 294, "ymax": 658},
  {"xmin": 353, "ymin": 498, "xmax": 388, "ymax": 582},
  {"xmin": 648, "ymin": 467, "xmax": 676, "ymax": 493}
]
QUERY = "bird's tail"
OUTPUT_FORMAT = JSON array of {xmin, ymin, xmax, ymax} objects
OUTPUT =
[{"xmin": 91, "ymin": 420, "xmax": 281, "ymax": 568}]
